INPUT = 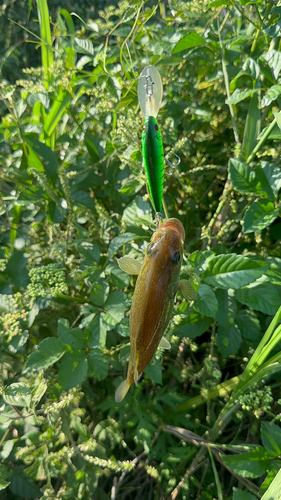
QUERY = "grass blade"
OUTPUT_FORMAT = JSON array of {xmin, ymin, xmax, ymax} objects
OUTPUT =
[{"xmin": 37, "ymin": 0, "xmax": 53, "ymax": 88}]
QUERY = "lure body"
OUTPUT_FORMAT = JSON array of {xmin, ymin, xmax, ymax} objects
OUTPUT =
[
  {"xmin": 138, "ymin": 65, "xmax": 164, "ymax": 214},
  {"xmin": 142, "ymin": 116, "xmax": 164, "ymax": 213},
  {"xmin": 115, "ymin": 218, "xmax": 196, "ymax": 402}
]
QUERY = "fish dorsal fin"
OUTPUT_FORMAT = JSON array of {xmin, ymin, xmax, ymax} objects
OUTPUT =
[
  {"xmin": 117, "ymin": 257, "xmax": 142, "ymax": 275},
  {"xmin": 115, "ymin": 379, "xmax": 130, "ymax": 403},
  {"xmin": 178, "ymin": 280, "xmax": 197, "ymax": 302},
  {"xmin": 159, "ymin": 337, "xmax": 171, "ymax": 349}
]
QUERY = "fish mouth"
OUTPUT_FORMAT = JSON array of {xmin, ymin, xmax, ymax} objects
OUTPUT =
[{"xmin": 161, "ymin": 218, "xmax": 185, "ymax": 242}]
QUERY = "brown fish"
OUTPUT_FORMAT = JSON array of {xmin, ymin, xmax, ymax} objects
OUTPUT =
[{"xmin": 115, "ymin": 218, "xmax": 196, "ymax": 402}]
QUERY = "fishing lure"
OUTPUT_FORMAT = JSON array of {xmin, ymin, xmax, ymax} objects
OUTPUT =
[
  {"xmin": 138, "ymin": 65, "xmax": 164, "ymax": 214},
  {"xmin": 115, "ymin": 218, "xmax": 197, "ymax": 402}
]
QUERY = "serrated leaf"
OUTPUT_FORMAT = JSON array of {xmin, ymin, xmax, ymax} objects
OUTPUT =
[
  {"xmin": 108, "ymin": 232, "xmax": 140, "ymax": 259},
  {"xmin": 215, "ymin": 289, "xmax": 237, "ymax": 328},
  {"xmin": 235, "ymin": 280, "xmax": 280, "ymax": 315},
  {"xmin": 59, "ymin": 351, "xmax": 88, "ymax": 390},
  {"xmin": 220, "ymin": 447, "xmax": 272, "ymax": 478},
  {"xmin": 261, "ymin": 422, "xmax": 281, "ymax": 457},
  {"xmin": 236, "ymin": 309, "xmax": 261, "ymax": 340},
  {"xmin": 74, "ymin": 37, "xmax": 94, "ymax": 55},
  {"xmin": 25, "ymin": 337, "xmax": 66, "ymax": 370},
  {"xmin": 217, "ymin": 324, "xmax": 242, "ymax": 357},
  {"xmin": 264, "ymin": 50, "xmax": 281, "ymax": 80},
  {"xmin": 261, "ymin": 161, "xmax": 281, "ymax": 199},
  {"xmin": 90, "ymin": 279, "xmax": 110, "ymax": 306},
  {"xmin": 229, "ymin": 159, "xmax": 261, "ymax": 196},
  {"xmin": 71, "ymin": 189, "xmax": 96, "ymax": 211},
  {"xmin": 3, "ymin": 383, "xmax": 32, "ymax": 407},
  {"xmin": 144, "ymin": 359, "xmax": 162, "ymax": 384},
  {"xmin": 88, "ymin": 314, "xmax": 110, "ymax": 348},
  {"xmin": 193, "ymin": 284, "xmax": 218, "ymax": 318},
  {"xmin": 78, "ymin": 241, "xmax": 100, "ymax": 264},
  {"xmin": 57, "ymin": 318, "xmax": 86, "ymax": 349},
  {"xmin": 243, "ymin": 200, "xmax": 279, "ymax": 233},
  {"xmin": 172, "ymin": 32, "xmax": 205, "ymax": 54},
  {"xmin": 261, "ymin": 84, "xmax": 281, "ymax": 107},
  {"xmin": 175, "ymin": 313, "xmax": 212, "ymax": 338},
  {"xmin": 88, "ymin": 350, "xmax": 109, "ymax": 381},
  {"xmin": 202, "ymin": 253, "xmax": 268, "ymax": 289},
  {"xmin": 226, "ymin": 88, "xmax": 259, "ymax": 105}
]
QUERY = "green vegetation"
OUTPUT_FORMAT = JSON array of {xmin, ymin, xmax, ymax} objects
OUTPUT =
[{"xmin": 1, "ymin": 0, "xmax": 281, "ymax": 498}]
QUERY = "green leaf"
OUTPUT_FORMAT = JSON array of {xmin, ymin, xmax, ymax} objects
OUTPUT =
[
  {"xmin": 108, "ymin": 232, "xmax": 140, "ymax": 259},
  {"xmin": 209, "ymin": 0, "xmax": 231, "ymax": 6},
  {"xmin": 106, "ymin": 262, "xmax": 130, "ymax": 288},
  {"xmin": 235, "ymin": 280, "xmax": 280, "ymax": 315},
  {"xmin": 172, "ymin": 32, "xmax": 205, "ymax": 54},
  {"xmin": 74, "ymin": 37, "xmax": 94, "ymax": 55},
  {"xmin": 87, "ymin": 350, "xmax": 109, "ymax": 381},
  {"xmin": 193, "ymin": 284, "xmax": 218, "ymax": 318},
  {"xmin": 229, "ymin": 159, "xmax": 273, "ymax": 198},
  {"xmin": 215, "ymin": 289, "xmax": 237, "ymax": 329},
  {"xmin": 44, "ymin": 90, "xmax": 72, "ymax": 136},
  {"xmin": 0, "ymin": 479, "xmax": 10, "ymax": 491},
  {"xmin": 59, "ymin": 351, "xmax": 88, "ymax": 390},
  {"xmin": 90, "ymin": 279, "xmax": 110, "ymax": 306},
  {"xmin": 25, "ymin": 337, "xmax": 67, "ymax": 370},
  {"xmin": 175, "ymin": 312, "xmax": 212, "ymax": 338},
  {"xmin": 233, "ymin": 488, "xmax": 258, "ymax": 500},
  {"xmin": 261, "ymin": 84, "xmax": 281, "ymax": 107},
  {"xmin": 260, "ymin": 468, "xmax": 281, "ymax": 500},
  {"xmin": 144, "ymin": 359, "xmax": 162, "ymax": 384},
  {"xmin": 217, "ymin": 324, "xmax": 242, "ymax": 357},
  {"xmin": 261, "ymin": 422, "xmax": 281, "ymax": 457},
  {"xmin": 261, "ymin": 161, "xmax": 281, "ymax": 199},
  {"xmin": 122, "ymin": 197, "xmax": 153, "ymax": 227},
  {"xmin": 85, "ymin": 131, "xmax": 99, "ymax": 162},
  {"xmin": 71, "ymin": 189, "xmax": 96, "ymax": 211},
  {"xmin": 236, "ymin": 309, "xmax": 261, "ymax": 340},
  {"xmin": 57, "ymin": 318, "xmax": 86, "ymax": 349},
  {"xmin": 264, "ymin": 50, "xmax": 281, "ymax": 80},
  {"xmin": 88, "ymin": 314, "xmax": 109, "ymax": 348},
  {"xmin": 6, "ymin": 251, "xmax": 27, "ymax": 278},
  {"xmin": 226, "ymin": 88, "xmax": 259, "ymax": 105},
  {"xmin": 202, "ymin": 254, "xmax": 269, "ymax": 289},
  {"xmin": 240, "ymin": 89, "xmax": 260, "ymax": 162},
  {"xmin": 220, "ymin": 447, "xmax": 272, "ymax": 478},
  {"xmin": 78, "ymin": 241, "xmax": 100, "ymax": 264},
  {"xmin": 9, "ymin": 469, "xmax": 42, "ymax": 498},
  {"xmin": 104, "ymin": 291, "xmax": 128, "ymax": 326},
  {"xmin": 25, "ymin": 136, "xmax": 58, "ymax": 183},
  {"xmin": 243, "ymin": 200, "xmax": 279, "ymax": 233},
  {"xmin": 3, "ymin": 382, "xmax": 32, "ymax": 407}
]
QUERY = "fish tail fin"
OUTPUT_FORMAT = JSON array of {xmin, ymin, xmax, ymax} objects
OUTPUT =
[{"xmin": 115, "ymin": 379, "xmax": 130, "ymax": 403}]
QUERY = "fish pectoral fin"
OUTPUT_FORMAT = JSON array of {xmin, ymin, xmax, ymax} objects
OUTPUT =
[
  {"xmin": 115, "ymin": 379, "xmax": 130, "ymax": 403},
  {"xmin": 159, "ymin": 337, "xmax": 171, "ymax": 349},
  {"xmin": 178, "ymin": 280, "xmax": 197, "ymax": 302},
  {"xmin": 134, "ymin": 365, "xmax": 139, "ymax": 385},
  {"xmin": 117, "ymin": 257, "xmax": 142, "ymax": 275}
]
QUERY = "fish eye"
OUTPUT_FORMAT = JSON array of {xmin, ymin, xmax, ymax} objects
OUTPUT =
[{"xmin": 171, "ymin": 251, "xmax": 181, "ymax": 263}]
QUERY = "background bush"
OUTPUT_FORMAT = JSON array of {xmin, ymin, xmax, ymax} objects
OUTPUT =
[{"xmin": 1, "ymin": 0, "xmax": 281, "ymax": 499}]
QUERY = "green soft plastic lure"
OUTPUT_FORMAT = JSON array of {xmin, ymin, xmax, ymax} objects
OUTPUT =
[{"xmin": 138, "ymin": 65, "xmax": 164, "ymax": 214}]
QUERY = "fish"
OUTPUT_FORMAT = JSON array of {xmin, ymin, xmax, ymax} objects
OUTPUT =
[{"xmin": 115, "ymin": 218, "xmax": 197, "ymax": 402}]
